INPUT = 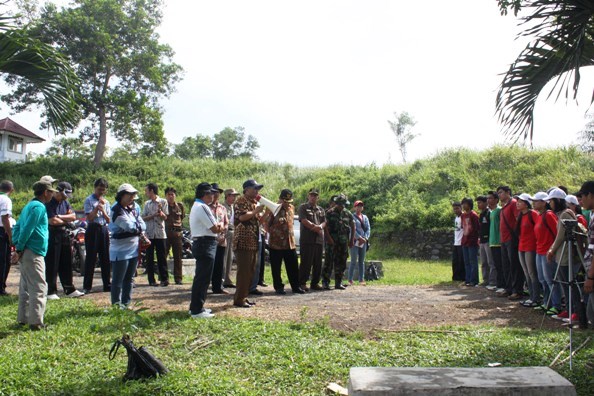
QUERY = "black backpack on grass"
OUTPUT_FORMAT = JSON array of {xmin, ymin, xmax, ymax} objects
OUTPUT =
[{"xmin": 109, "ymin": 334, "xmax": 169, "ymax": 380}]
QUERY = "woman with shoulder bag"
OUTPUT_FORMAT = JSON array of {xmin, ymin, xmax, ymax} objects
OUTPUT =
[
  {"xmin": 515, "ymin": 193, "xmax": 541, "ymax": 308},
  {"xmin": 109, "ymin": 184, "xmax": 146, "ymax": 309}
]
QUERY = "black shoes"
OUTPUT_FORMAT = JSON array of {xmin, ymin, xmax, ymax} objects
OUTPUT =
[
  {"xmin": 160, "ymin": 281, "xmax": 169, "ymax": 287},
  {"xmin": 335, "ymin": 284, "xmax": 346, "ymax": 290},
  {"xmin": 292, "ymin": 288, "xmax": 306, "ymax": 294},
  {"xmin": 322, "ymin": 282, "xmax": 331, "ymax": 290},
  {"xmin": 175, "ymin": 280, "xmax": 183, "ymax": 285},
  {"xmin": 223, "ymin": 283, "xmax": 236, "ymax": 288},
  {"xmin": 103, "ymin": 285, "xmax": 111, "ymax": 292},
  {"xmin": 258, "ymin": 281, "xmax": 268, "ymax": 287},
  {"xmin": 249, "ymin": 289, "xmax": 263, "ymax": 296},
  {"xmin": 275, "ymin": 289, "xmax": 287, "ymax": 295}
]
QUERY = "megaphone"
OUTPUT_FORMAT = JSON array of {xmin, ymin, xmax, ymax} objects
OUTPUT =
[{"xmin": 256, "ymin": 195, "xmax": 282, "ymax": 216}]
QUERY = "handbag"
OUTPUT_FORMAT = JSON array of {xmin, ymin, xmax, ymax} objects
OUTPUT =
[
  {"xmin": 139, "ymin": 232, "xmax": 152, "ymax": 249},
  {"xmin": 109, "ymin": 334, "xmax": 169, "ymax": 380}
]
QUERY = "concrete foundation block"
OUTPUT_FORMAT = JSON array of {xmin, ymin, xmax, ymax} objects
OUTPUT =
[
  {"xmin": 167, "ymin": 259, "xmax": 196, "ymax": 277},
  {"xmin": 348, "ymin": 367, "xmax": 576, "ymax": 396}
]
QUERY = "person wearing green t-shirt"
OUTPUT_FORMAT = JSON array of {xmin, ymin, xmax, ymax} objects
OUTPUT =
[{"xmin": 487, "ymin": 191, "xmax": 504, "ymax": 292}]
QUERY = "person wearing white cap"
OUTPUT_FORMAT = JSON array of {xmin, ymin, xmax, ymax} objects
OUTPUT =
[
  {"xmin": 565, "ymin": 195, "xmax": 588, "ymax": 229},
  {"xmin": 515, "ymin": 193, "xmax": 541, "ymax": 308},
  {"xmin": 546, "ymin": 187, "xmax": 586, "ymax": 325},
  {"xmin": 108, "ymin": 183, "xmax": 146, "ymax": 309},
  {"xmin": 531, "ymin": 191, "xmax": 562, "ymax": 315}
]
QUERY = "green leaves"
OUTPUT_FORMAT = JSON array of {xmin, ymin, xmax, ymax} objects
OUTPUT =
[{"xmin": 497, "ymin": 1, "xmax": 594, "ymax": 144}]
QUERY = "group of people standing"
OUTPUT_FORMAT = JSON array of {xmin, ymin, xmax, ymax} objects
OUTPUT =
[
  {"xmin": 452, "ymin": 182, "xmax": 594, "ymax": 329},
  {"xmin": 0, "ymin": 175, "xmax": 371, "ymax": 327}
]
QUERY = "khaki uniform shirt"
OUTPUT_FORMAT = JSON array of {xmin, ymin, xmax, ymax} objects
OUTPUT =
[
  {"xmin": 298, "ymin": 202, "xmax": 325, "ymax": 245},
  {"xmin": 165, "ymin": 202, "xmax": 184, "ymax": 231}
]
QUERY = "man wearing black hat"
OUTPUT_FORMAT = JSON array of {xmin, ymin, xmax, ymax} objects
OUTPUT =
[
  {"xmin": 298, "ymin": 188, "xmax": 327, "ymax": 291},
  {"xmin": 264, "ymin": 189, "xmax": 304, "ymax": 294},
  {"xmin": 233, "ymin": 179, "xmax": 266, "ymax": 307},
  {"xmin": 45, "ymin": 181, "xmax": 84, "ymax": 299},
  {"xmin": 324, "ymin": 194, "xmax": 355, "ymax": 290},
  {"xmin": 189, "ymin": 183, "xmax": 224, "ymax": 318},
  {"xmin": 209, "ymin": 183, "xmax": 229, "ymax": 294}
]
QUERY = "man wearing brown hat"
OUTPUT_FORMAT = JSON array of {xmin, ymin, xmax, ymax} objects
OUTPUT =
[
  {"xmin": 264, "ymin": 189, "xmax": 304, "ymax": 294},
  {"xmin": 12, "ymin": 181, "xmax": 57, "ymax": 330},
  {"xmin": 298, "ymin": 188, "xmax": 326, "ymax": 291},
  {"xmin": 222, "ymin": 188, "xmax": 240, "ymax": 288},
  {"xmin": 233, "ymin": 179, "xmax": 265, "ymax": 307},
  {"xmin": 45, "ymin": 181, "xmax": 84, "ymax": 299}
]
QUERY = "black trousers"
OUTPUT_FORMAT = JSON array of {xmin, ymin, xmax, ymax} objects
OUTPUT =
[
  {"xmin": 211, "ymin": 245, "xmax": 226, "ymax": 292},
  {"xmin": 490, "ymin": 246, "xmax": 504, "ymax": 288},
  {"xmin": 45, "ymin": 229, "xmax": 75, "ymax": 295},
  {"xmin": 146, "ymin": 238, "xmax": 169, "ymax": 284},
  {"xmin": 83, "ymin": 223, "xmax": 111, "ymax": 290},
  {"xmin": 189, "ymin": 237, "xmax": 217, "ymax": 314},
  {"xmin": 452, "ymin": 245, "xmax": 466, "ymax": 281},
  {"xmin": 299, "ymin": 243, "xmax": 323, "ymax": 286},
  {"xmin": 269, "ymin": 248, "xmax": 300, "ymax": 292},
  {"xmin": 0, "ymin": 228, "xmax": 10, "ymax": 293},
  {"xmin": 502, "ymin": 240, "xmax": 524, "ymax": 294}
]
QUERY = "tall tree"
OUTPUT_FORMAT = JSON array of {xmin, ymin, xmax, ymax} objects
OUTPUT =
[
  {"xmin": 388, "ymin": 111, "xmax": 417, "ymax": 163},
  {"xmin": 212, "ymin": 127, "xmax": 259, "ymax": 160},
  {"xmin": 0, "ymin": 14, "xmax": 81, "ymax": 130},
  {"xmin": 496, "ymin": 1, "xmax": 594, "ymax": 144},
  {"xmin": 173, "ymin": 134, "xmax": 213, "ymax": 160},
  {"xmin": 2, "ymin": 0, "xmax": 182, "ymax": 167}
]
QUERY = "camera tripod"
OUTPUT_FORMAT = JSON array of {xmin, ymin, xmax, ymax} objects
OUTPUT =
[{"xmin": 539, "ymin": 219, "xmax": 587, "ymax": 370}]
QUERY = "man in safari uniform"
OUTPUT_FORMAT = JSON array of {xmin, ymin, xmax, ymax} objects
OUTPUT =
[{"xmin": 323, "ymin": 194, "xmax": 355, "ymax": 290}]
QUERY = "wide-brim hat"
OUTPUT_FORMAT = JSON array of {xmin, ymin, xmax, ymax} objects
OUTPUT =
[
  {"xmin": 33, "ymin": 181, "xmax": 58, "ymax": 194},
  {"xmin": 117, "ymin": 183, "xmax": 139, "ymax": 194},
  {"xmin": 224, "ymin": 188, "xmax": 240, "ymax": 196}
]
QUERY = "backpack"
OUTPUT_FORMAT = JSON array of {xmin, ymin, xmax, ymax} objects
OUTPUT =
[
  {"xmin": 109, "ymin": 334, "xmax": 169, "ymax": 381},
  {"xmin": 365, "ymin": 262, "xmax": 380, "ymax": 281}
]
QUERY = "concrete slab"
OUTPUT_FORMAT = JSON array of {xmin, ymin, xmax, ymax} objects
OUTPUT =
[
  {"xmin": 167, "ymin": 259, "xmax": 196, "ymax": 277},
  {"xmin": 348, "ymin": 367, "xmax": 576, "ymax": 396}
]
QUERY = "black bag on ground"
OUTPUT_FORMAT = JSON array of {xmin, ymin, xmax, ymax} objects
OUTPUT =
[
  {"xmin": 365, "ymin": 262, "xmax": 379, "ymax": 281},
  {"xmin": 109, "ymin": 334, "xmax": 169, "ymax": 380}
]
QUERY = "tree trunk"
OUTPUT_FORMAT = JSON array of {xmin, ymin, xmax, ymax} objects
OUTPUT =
[{"xmin": 93, "ymin": 106, "xmax": 107, "ymax": 168}]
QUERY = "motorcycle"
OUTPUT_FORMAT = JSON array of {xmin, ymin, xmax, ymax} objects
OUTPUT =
[
  {"xmin": 182, "ymin": 229, "xmax": 193, "ymax": 259},
  {"xmin": 69, "ymin": 220, "xmax": 87, "ymax": 276}
]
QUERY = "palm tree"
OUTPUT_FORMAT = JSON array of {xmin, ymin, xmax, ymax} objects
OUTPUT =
[
  {"xmin": 0, "ymin": 15, "xmax": 80, "ymax": 130},
  {"xmin": 496, "ymin": 1, "xmax": 594, "ymax": 144}
]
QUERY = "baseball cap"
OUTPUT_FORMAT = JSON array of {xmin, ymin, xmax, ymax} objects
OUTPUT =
[
  {"xmin": 565, "ymin": 194, "xmax": 579, "ymax": 206},
  {"xmin": 210, "ymin": 183, "xmax": 224, "ymax": 193},
  {"xmin": 33, "ymin": 181, "xmax": 58, "ymax": 195},
  {"xmin": 117, "ymin": 183, "xmax": 139, "ymax": 194},
  {"xmin": 57, "ymin": 181, "xmax": 73, "ymax": 198},
  {"xmin": 39, "ymin": 175, "xmax": 57, "ymax": 184},
  {"xmin": 577, "ymin": 181, "xmax": 594, "ymax": 196},
  {"xmin": 354, "ymin": 200, "xmax": 364, "ymax": 207},
  {"xmin": 530, "ymin": 192, "xmax": 548, "ymax": 201},
  {"xmin": 224, "ymin": 188, "xmax": 240, "ymax": 196},
  {"xmin": 544, "ymin": 188, "xmax": 566, "ymax": 201},
  {"xmin": 242, "ymin": 179, "xmax": 263, "ymax": 190},
  {"xmin": 514, "ymin": 193, "xmax": 532, "ymax": 203},
  {"xmin": 279, "ymin": 189, "xmax": 293, "ymax": 202}
]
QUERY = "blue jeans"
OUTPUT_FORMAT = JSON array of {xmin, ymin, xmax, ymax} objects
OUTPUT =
[
  {"xmin": 462, "ymin": 246, "xmax": 479, "ymax": 285},
  {"xmin": 539, "ymin": 255, "xmax": 562, "ymax": 309},
  {"xmin": 111, "ymin": 257, "xmax": 138, "ymax": 306},
  {"xmin": 189, "ymin": 237, "xmax": 218, "ymax": 315},
  {"xmin": 348, "ymin": 246, "xmax": 366, "ymax": 282}
]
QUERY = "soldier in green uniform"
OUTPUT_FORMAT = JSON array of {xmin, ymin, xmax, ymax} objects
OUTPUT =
[
  {"xmin": 322, "ymin": 195, "xmax": 337, "ymax": 289},
  {"xmin": 323, "ymin": 194, "xmax": 355, "ymax": 290}
]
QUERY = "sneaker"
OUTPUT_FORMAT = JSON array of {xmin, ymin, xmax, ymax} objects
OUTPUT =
[
  {"xmin": 520, "ymin": 299, "xmax": 533, "ymax": 307},
  {"xmin": 66, "ymin": 290, "xmax": 85, "ymax": 298},
  {"xmin": 47, "ymin": 294, "xmax": 60, "ymax": 300},
  {"xmin": 552, "ymin": 310, "xmax": 569, "ymax": 320},
  {"xmin": 562, "ymin": 313, "xmax": 579, "ymax": 323},
  {"xmin": 486, "ymin": 285, "xmax": 497, "ymax": 291},
  {"xmin": 534, "ymin": 304, "xmax": 547, "ymax": 311},
  {"xmin": 188, "ymin": 309, "xmax": 212, "ymax": 314},
  {"xmin": 190, "ymin": 311, "xmax": 215, "ymax": 319},
  {"xmin": 546, "ymin": 307, "xmax": 560, "ymax": 316},
  {"xmin": 495, "ymin": 288, "xmax": 505, "ymax": 293}
]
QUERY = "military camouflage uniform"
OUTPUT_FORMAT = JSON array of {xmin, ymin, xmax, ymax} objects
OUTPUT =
[{"xmin": 323, "ymin": 206, "xmax": 354, "ymax": 286}]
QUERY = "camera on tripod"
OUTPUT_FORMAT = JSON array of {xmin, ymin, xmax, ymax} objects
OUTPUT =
[{"xmin": 561, "ymin": 219, "xmax": 579, "ymax": 239}]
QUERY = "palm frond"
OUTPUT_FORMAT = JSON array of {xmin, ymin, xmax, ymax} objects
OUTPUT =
[
  {"xmin": 0, "ymin": 26, "xmax": 81, "ymax": 130},
  {"xmin": 496, "ymin": 0, "xmax": 594, "ymax": 144}
]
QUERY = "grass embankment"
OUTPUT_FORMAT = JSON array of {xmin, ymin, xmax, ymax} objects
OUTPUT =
[{"xmin": 1, "ymin": 259, "xmax": 593, "ymax": 395}]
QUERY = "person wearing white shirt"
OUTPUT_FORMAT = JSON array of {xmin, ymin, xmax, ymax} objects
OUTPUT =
[
  {"xmin": 0, "ymin": 180, "xmax": 14, "ymax": 295},
  {"xmin": 452, "ymin": 202, "xmax": 466, "ymax": 282},
  {"xmin": 189, "ymin": 183, "xmax": 224, "ymax": 319}
]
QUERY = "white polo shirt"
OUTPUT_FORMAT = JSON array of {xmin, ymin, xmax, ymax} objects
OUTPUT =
[
  {"xmin": 190, "ymin": 199, "xmax": 218, "ymax": 237},
  {"xmin": 0, "ymin": 193, "xmax": 12, "ymax": 223}
]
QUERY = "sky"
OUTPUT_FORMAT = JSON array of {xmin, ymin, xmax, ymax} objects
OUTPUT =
[{"xmin": 4, "ymin": 0, "xmax": 594, "ymax": 166}]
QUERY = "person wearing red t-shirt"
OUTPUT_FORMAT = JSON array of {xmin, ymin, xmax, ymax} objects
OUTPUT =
[
  {"xmin": 532, "ymin": 191, "xmax": 561, "ymax": 315},
  {"xmin": 461, "ymin": 198, "xmax": 480, "ymax": 286},
  {"xmin": 497, "ymin": 185, "xmax": 524, "ymax": 299},
  {"xmin": 515, "ymin": 193, "xmax": 541, "ymax": 308}
]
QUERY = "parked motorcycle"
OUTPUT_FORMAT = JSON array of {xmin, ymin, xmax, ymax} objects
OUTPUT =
[{"xmin": 182, "ymin": 229, "xmax": 193, "ymax": 259}]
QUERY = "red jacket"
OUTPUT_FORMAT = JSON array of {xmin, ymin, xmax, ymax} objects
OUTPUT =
[
  {"xmin": 500, "ymin": 198, "xmax": 519, "ymax": 243},
  {"xmin": 461, "ymin": 210, "xmax": 479, "ymax": 247}
]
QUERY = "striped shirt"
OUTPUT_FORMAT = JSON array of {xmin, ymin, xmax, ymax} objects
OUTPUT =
[{"xmin": 190, "ymin": 199, "xmax": 218, "ymax": 237}]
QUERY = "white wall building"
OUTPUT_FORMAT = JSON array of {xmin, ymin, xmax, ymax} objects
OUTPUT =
[{"xmin": 0, "ymin": 117, "xmax": 45, "ymax": 163}]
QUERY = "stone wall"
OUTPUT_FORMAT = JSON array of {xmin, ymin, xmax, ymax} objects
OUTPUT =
[{"xmin": 373, "ymin": 229, "xmax": 453, "ymax": 260}]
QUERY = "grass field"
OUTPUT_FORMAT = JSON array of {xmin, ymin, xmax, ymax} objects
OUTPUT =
[{"xmin": 0, "ymin": 259, "xmax": 593, "ymax": 395}]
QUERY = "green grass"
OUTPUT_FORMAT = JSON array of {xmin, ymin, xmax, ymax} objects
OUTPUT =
[{"xmin": 1, "ymin": 259, "xmax": 593, "ymax": 395}]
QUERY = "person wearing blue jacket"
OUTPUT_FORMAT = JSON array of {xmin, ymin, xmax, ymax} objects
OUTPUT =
[
  {"xmin": 109, "ymin": 183, "xmax": 146, "ymax": 309},
  {"xmin": 348, "ymin": 200, "xmax": 371, "ymax": 285},
  {"xmin": 12, "ymin": 181, "xmax": 57, "ymax": 330}
]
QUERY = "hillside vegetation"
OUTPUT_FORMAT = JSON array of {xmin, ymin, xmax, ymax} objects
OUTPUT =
[{"xmin": 1, "ymin": 146, "xmax": 592, "ymax": 232}]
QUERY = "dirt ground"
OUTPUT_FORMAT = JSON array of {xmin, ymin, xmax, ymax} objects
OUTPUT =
[{"xmin": 4, "ymin": 266, "xmax": 562, "ymax": 334}]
